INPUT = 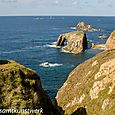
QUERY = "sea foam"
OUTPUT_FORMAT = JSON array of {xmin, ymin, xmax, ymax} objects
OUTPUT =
[
  {"xmin": 70, "ymin": 27, "xmax": 76, "ymax": 30},
  {"xmin": 39, "ymin": 62, "xmax": 63, "ymax": 68}
]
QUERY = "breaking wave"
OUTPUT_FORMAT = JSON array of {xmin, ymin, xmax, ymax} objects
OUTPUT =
[
  {"xmin": 45, "ymin": 44, "xmax": 61, "ymax": 48},
  {"xmin": 39, "ymin": 62, "xmax": 63, "ymax": 68},
  {"xmin": 70, "ymin": 27, "xmax": 76, "ymax": 30}
]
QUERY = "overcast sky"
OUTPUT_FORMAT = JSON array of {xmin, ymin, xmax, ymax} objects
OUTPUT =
[{"xmin": 0, "ymin": 0, "xmax": 115, "ymax": 16}]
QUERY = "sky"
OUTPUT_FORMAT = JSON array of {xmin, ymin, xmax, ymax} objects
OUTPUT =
[{"xmin": 0, "ymin": 0, "xmax": 115, "ymax": 16}]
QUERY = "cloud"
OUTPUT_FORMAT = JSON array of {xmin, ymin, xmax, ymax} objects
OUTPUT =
[
  {"xmin": 0, "ymin": 0, "xmax": 115, "ymax": 16},
  {"xmin": 0, "ymin": 0, "xmax": 18, "ymax": 3}
]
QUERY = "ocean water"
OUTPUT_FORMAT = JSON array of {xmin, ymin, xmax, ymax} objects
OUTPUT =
[{"xmin": 0, "ymin": 16, "xmax": 115, "ymax": 99}]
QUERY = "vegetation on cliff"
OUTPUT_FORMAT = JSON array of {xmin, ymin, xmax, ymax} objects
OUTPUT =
[{"xmin": 0, "ymin": 60, "xmax": 56, "ymax": 115}]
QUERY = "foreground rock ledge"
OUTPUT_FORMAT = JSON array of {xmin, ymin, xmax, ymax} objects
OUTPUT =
[
  {"xmin": 56, "ymin": 31, "xmax": 87, "ymax": 54},
  {"xmin": 0, "ymin": 60, "xmax": 57, "ymax": 115},
  {"xmin": 56, "ymin": 50, "xmax": 115, "ymax": 115}
]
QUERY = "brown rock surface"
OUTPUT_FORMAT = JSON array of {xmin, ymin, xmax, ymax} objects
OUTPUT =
[
  {"xmin": 56, "ymin": 31, "xmax": 87, "ymax": 54},
  {"xmin": 76, "ymin": 22, "xmax": 94, "ymax": 32},
  {"xmin": 106, "ymin": 30, "xmax": 115, "ymax": 49},
  {"xmin": 92, "ymin": 43, "xmax": 106, "ymax": 50},
  {"xmin": 56, "ymin": 50, "xmax": 115, "ymax": 115}
]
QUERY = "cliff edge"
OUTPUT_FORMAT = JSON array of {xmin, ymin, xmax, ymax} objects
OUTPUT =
[{"xmin": 0, "ymin": 60, "xmax": 56, "ymax": 115}]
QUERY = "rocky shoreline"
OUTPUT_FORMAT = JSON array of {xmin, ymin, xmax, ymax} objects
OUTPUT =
[{"xmin": 0, "ymin": 22, "xmax": 115, "ymax": 115}]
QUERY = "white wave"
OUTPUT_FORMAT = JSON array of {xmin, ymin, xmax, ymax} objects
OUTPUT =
[
  {"xmin": 23, "ymin": 46, "xmax": 42, "ymax": 50},
  {"xmin": 34, "ymin": 17, "xmax": 44, "ymax": 20},
  {"xmin": 2, "ymin": 49, "xmax": 26, "ymax": 54},
  {"xmin": 45, "ymin": 44, "xmax": 61, "ymax": 48},
  {"xmin": 88, "ymin": 39, "xmax": 93, "ymax": 43},
  {"xmin": 61, "ymin": 48, "xmax": 71, "ymax": 53},
  {"xmin": 39, "ymin": 62, "xmax": 63, "ymax": 68},
  {"xmin": 70, "ymin": 27, "xmax": 76, "ymax": 30},
  {"xmin": 1, "ymin": 46, "xmax": 42, "ymax": 54}
]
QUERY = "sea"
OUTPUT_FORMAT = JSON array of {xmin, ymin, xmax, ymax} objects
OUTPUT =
[{"xmin": 0, "ymin": 16, "xmax": 115, "ymax": 99}]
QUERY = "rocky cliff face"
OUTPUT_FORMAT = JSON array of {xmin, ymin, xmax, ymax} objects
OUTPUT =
[
  {"xmin": 56, "ymin": 50, "xmax": 115, "ymax": 115},
  {"xmin": 56, "ymin": 31, "xmax": 87, "ymax": 54},
  {"xmin": 0, "ymin": 60, "xmax": 56, "ymax": 115},
  {"xmin": 106, "ymin": 30, "xmax": 115, "ymax": 49}
]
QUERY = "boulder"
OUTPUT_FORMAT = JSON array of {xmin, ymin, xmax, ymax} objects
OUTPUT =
[
  {"xmin": 56, "ymin": 31, "xmax": 87, "ymax": 54},
  {"xmin": 98, "ymin": 34, "xmax": 107, "ymax": 39},
  {"xmin": 92, "ymin": 43, "xmax": 106, "ymax": 50},
  {"xmin": 106, "ymin": 30, "xmax": 115, "ymax": 49},
  {"xmin": 0, "ymin": 60, "xmax": 57, "ymax": 115},
  {"xmin": 56, "ymin": 50, "xmax": 115, "ymax": 115}
]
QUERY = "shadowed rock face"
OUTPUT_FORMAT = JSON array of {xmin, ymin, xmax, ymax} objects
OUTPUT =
[
  {"xmin": 0, "ymin": 60, "xmax": 57, "ymax": 115},
  {"xmin": 56, "ymin": 50, "xmax": 115, "ymax": 115},
  {"xmin": 56, "ymin": 31, "xmax": 87, "ymax": 54},
  {"xmin": 106, "ymin": 30, "xmax": 115, "ymax": 49}
]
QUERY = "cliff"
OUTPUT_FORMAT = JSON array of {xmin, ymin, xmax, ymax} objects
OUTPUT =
[
  {"xmin": 56, "ymin": 31, "xmax": 87, "ymax": 54},
  {"xmin": 56, "ymin": 50, "xmax": 115, "ymax": 115},
  {"xmin": 106, "ymin": 30, "xmax": 115, "ymax": 49},
  {"xmin": 0, "ymin": 60, "xmax": 57, "ymax": 115}
]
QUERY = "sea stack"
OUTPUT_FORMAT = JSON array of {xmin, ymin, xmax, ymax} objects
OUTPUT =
[
  {"xmin": 76, "ymin": 22, "xmax": 93, "ymax": 31},
  {"xmin": 0, "ymin": 60, "xmax": 57, "ymax": 115},
  {"xmin": 56, "ymin": 31, "xmax": 87, "ymax": 54},
  {"xmin": 56, "ymin": 50, "xmax": 115, "ymax": 115}
]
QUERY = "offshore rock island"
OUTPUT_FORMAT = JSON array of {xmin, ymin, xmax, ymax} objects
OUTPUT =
[{"xmin": 56, "ymin": 31, "xmax": 87, "ymax": 54}]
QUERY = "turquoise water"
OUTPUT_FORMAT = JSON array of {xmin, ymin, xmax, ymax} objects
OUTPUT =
[{"xmin": 0, "ymin": 16, "xmax": 115, "ymax": 99}]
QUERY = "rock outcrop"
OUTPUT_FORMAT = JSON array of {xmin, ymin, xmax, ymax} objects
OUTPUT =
[
  {"xmin": 56, "ymin": 31, "xmax": 87, "ymax": 54},
  {"xmin": 56, "ymin": 50, "xmax": 115, "ymax": 115},
  {"xmin": 76, "ymin": 22, "xmax": 99, "ymax": 32},
  {"xmin": 92, "ymin": 43, "xmax": 106, "ymax": 50},
  {"xmin": 92, "ymin": 30, "xmax": 115, "ymax": 50},
  {"xmin": 106, "ymin": 30, "xmax": 115, "ymax": 49},
  {"xmin": 98, "ymin": 34, "xmax": 107, "ymax": 39},
  {"xmin": 0, "ymin": 60, "xmax": 57, "ymax": 115}
]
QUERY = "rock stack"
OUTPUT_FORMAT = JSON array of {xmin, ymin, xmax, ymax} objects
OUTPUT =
[{"xmin": 56, "ymin": 31, "xmax": 87, "ymax": 54}]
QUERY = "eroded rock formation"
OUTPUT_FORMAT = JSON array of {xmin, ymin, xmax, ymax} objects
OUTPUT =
[
  {"xmin": 55, "ymin": 50, "xmax": 115, "ymax": 115},
  {"xmin": 76, "ymin": 21, "xmax": 99, "ymax": 32},
  {"xmin": 56, "ymin": 31, "xmax": 87, "ymax": 54},
  {"xmin": 0, "ymin": 60, "xmax": 57, "ymax": 115},
  {"xmin": 106, "ymin": 30, "xmax": 115, "ymax": 49}
]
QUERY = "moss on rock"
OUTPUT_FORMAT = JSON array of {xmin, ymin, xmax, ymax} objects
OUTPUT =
[{"xmin": 0, "ymin": 60, "xmax": 56, "ymax": 115}]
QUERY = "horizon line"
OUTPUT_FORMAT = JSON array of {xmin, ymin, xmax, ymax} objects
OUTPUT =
[{"xmin": 0, "ymin": 15, "xmax": 115, "ymax": 17}]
